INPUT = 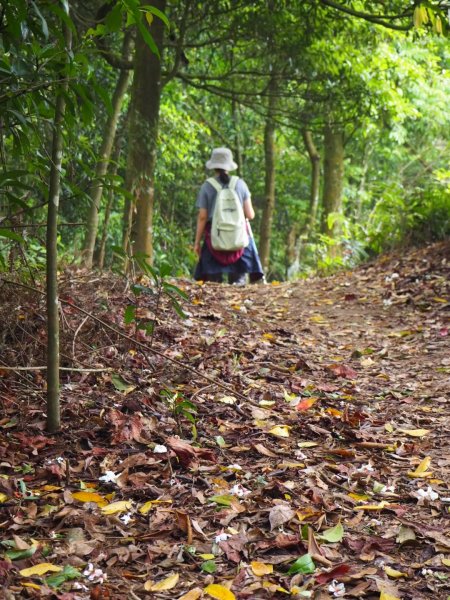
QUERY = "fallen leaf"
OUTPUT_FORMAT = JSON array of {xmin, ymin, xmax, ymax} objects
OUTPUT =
[
  {"xmin": 298, "ymin": 441, "xmax": 319, "ymax": 448},
  {"xmin": 251, "ymin": 561, "xmax": 273, "ymax": 576},
  {"xmin": 398, "ymin": 428, "xmax": 430, "ymax": 437},
  {"xmin": 101, "ymin": 500, "xmax": 132, "ymax": 515},
  {"xmin": 71, "ymin": 491, "xmax": 107, "ymax": 506},
  {"xmin": 204, "ymin": 583, "xmax": 236, "ymax": 600},
  {"xmin": 144, "ymin": 573, "xmax": 179, "ymax": 591},
  {"xmin": 315, "ymin": 564, "xmax": 350, "ymax": 584},
  {"xmin": 380, "ymin": 592, "xmax": 401, "ymax": 600},
  {"xmin": 384, "ymin": 566, "xmax": 408, "ymax": 578},
  {"xmin": 288, "ymin": 553, "xmax": 316, "ymax": 575},
  {"xmin": 354, "ymin": 501, "xmax": 389, "ymax": 511},
  {"xmin": 269, "ymin": 502, "xmax": 296, "ymax": 530},
  {"xmin": 268, "ymin": 425, "xmax": 290, "ymax": 438},
  {"xmin": 296, "ymin": 397, "xmax": 318, "ymax": 411},
  {"xmin": 19, "ymin": 563, "xmax": 62, "ymax": 577},
  {"xmin": 178, "ymin": 589, "xmax": 203, "ymax": 600},
  {"xmin": 407, "ymin": 456, "xmax": 432, "ymax": 478},
  {"xmin": 319, "ymin": 522, "xmax": 344, "ymax": 543}
]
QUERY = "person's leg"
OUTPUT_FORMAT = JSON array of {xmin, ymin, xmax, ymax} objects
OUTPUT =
[
  {"xmin": 249, "ymin": 273, "xmax": 266, "ymax": 284},
  {"xmin": 204, "ymin": 273, "xmax": 224, "ymax": 283},
  {"xmin": 228, "ymin": 272, "xmax": 247, "ymax": 285}
]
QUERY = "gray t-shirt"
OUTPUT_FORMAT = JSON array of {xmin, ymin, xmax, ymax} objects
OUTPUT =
[{"xmin": 196, "ymin": 176, "xmax": 251, "ymax": 220}]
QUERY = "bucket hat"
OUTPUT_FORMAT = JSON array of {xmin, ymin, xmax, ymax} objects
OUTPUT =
[{"xmin": 205, "ymin": 147, "xmax": 238, "ymax": 171}]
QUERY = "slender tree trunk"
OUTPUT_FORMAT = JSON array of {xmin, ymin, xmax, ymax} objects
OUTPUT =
[
  {"xmin": 95, "ymin": 140, "xmax": 121, "ymax": 270},
  {"xmin": 46, "ymin": 8, "xmax": 71, "ymax": 434},
  {"xmin": 259, "ymin": 75, "xmax": 277, "ymax": 272},
  {"xmin": 321, "ymin": 124, "xmax": 344, "ymax": 239},
  {"xmin": 355, "ymin": 143, "xmax": 372, "ymax": 221},
  {"xmin": 127, "ymin": 0, "xmax": 166, "ymax": 261},
  {"xmin": 302, "ymin": 129, "xmax": 321, "ymax": 236},
  {"xmin": 82, "ymin": 34, "xmax": 132, "ymax": 269},
  {"xmin": 232, "ymin": 95, "xmax": 244, "ymax": 177}
]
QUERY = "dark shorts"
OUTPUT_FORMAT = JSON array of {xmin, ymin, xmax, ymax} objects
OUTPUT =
[{"xmin": 194, "ymin": 236, "xmax": 264, "ymax": 282}]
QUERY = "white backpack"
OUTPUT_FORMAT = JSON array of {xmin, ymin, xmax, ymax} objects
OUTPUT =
[{"xmin": 208, "ymin": 176, "xmax": 249, "ymax": 251}]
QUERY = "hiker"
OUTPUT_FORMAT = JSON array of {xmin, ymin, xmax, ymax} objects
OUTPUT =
[{"xmin": 193, "ymin": 147, "xmax": 265, "ymax": 284}]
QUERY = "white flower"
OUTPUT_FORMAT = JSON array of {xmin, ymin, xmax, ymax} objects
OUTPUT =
[
  {"xmin": 120, "ymin": 512, "xmax": 132, "ymax": 525},
  {"xmin": 229, "ymin": 484, "xmax": 251, "ymax": 497},
  {"xmin": 153, "ymin": 444, "xmax": 168, "ymax": 454},
  {"xmin": 226, "ymin": 464, "xmax": 242, "ymax": 471},
  {"xmin": 383, "ymin": 298, "xmax": 393, "ymax": 307},
  {"xmin": 357, "ymin": 462, "xmax": 374, "ymax": 473},
  {"xmin": 83, "ymin": 563, "xmax": 107, "ymax": 584},
  {"xmin": 99, "ymin": 470, "xmax": 118, "ymax": 483},
  {"xmin": 415, "ymin": 486, "xmax": 439, "ymax": 502},
  {"xmin": 329, "ymin": 579, "xmax": 346, "ymax": 597},
  {"xmin": 55, "ymin": 456, "xmax": 65, "ymax": 464},
  {"xmin": 214, "ymin": 533, "xmax": 230, "ymax": 543}
]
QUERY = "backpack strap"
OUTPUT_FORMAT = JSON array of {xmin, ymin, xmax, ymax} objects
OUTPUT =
[
  {"xmin": 206, "ymin": 177, "xmax": 222, "ymax": 193},
  {"xmin": 207, "ymin": 176, "xmax": 239, "ymax": 192}
]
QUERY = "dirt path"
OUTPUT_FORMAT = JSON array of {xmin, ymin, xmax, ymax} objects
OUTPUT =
[{"xmin": 0, "ymin": 242, "xmax": 448, "ymax": 599}]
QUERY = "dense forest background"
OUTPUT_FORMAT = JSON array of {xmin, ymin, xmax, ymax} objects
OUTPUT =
[{"xmin": 0, "ymin": 0, "xmax": 449, "ymax": 282}]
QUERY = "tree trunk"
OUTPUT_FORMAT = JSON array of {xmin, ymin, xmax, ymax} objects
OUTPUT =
[
  {"xmin": 127, "ymin": 0, "xmax": 166, "ymax": 261},
  {"xmin": 258, "ymin": 75, "xmax": 277, "ymax": 272},
  {"xmin": 46, "ymin": 8, "xmax": 71, "ymax": 434},
  {"xmin": 302, "ymin": 130, "xmax": 321, "ymax": 236},
  {"xmin": 82, "ymin": 34, "xmax": 132, "ymax": 269},
  {"xmin": 95, "ymin": 138, "xmax": 121, "ymax": 270},
  {"xmin": 321, "ymin": 124, "xmax": 344, "ymax": 239}
]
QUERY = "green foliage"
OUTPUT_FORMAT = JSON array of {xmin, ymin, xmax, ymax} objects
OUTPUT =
[{"xmin": 160, "ymin": 389, "xmax": 198, "ymax": 440}]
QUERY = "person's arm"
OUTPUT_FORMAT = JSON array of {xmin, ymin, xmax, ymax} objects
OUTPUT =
[
  {"xmin": 243, "ymin": 197, "xmax": 255, "ymax": 220},
  {"xmin": 194, "ymin": 208, "xmax": 208, "ymax": 256}
]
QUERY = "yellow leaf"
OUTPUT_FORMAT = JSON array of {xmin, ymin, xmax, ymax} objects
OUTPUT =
[
  {"xmin": 398, "ymin": 429, "xmax": 430, "ymax": 437},
  {"xmin": 310, "ymin": 314, "xmax": 326, "ymax": 323},
  {"xmin": 259, "ymin": 400, "xmax": 275, "ymax": 407},
  {"xmin": 326, "ymin": 408, "xmax": 343, "ymax": 417},
  {"xmin": 251, "ymin": 561, "xmax": 273, "ymax": 576},
  {"xmin": 348, "ymin": 493, "xmax": 369, "ymax": 501},
  {"xmin": 408, "ymin": 456, "xmax": 432, "ymax": 478},
  {"xmin": 385, "ymin": 423, "xmax": 394, "ymax": 433},
  {"xmin": 262, "ymin": 581, "xmax": 289, "ymax": 593},
  {"xmin": 298, "ymin": 441, "xmax": 318, "ymax": 448},
  {"xmin": 72, "ymin": 491, "xmax": 107, "ymax": 506},
  {"xmin": 433, "ymin": 297, "xmax": 447, "ymax": 303},
  {"xmin": 384, "ymin": 566, "xmax": 408, "ymax": 578},
  {"xmin": 178, "ymin": 589, "xmax": 203, "ymax": 600},
  {"xmin": 144, "ymin": 573, "xmax": 179, "ymax": 591},
  {"xmin": 271, "ymin": 281, "xmax": 280, "ymax": 286},
  {"xmin": 20, "ymin": 563, "xmax": 62, "ymax": 577},
  {"xmin": 139, "ymin": 499, "xmax": 172, "ymax": 515},
  {"xmin": 263, "ymin": 333, "xmax": 274, "ymax": 340},
  {"xmin": 0, "ymin": 492, "xmax": 8, "ymax": 502},
  {"xmin": 380, "ymin": 591, "xmax": 401, "ymax": 600},
  {"xmin": 21, "ymin": 583, "xmax": 41, "ymax": 590},
  {"xmin": 199, "ymin": 554, "xmax": 215, "ymax": 560},
  {"xmin": 269, "ymin": 425, "xmax": 290, "ymax": 438},
  {"xmin": 441, "ymin": 558, "xmax": 450, "ymax": 567},
  {"xmin": 101, "ymin": 500, "xmax": 132, "ymax": 515},
  {"xmin": 204, "ymin": 584, "xmax": 236, "ymax": 600},
  {"xmin": 354, "ymin": 501, "xmax": 389, "ymax": 511}
]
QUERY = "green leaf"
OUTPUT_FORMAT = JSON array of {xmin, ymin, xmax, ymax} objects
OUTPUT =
[
  {"xmin": 111, "ymin": 373, "xmax": 134, "ymax": 393},
  {"xmin": 287, "ymin": 554, "xmax": 316, "ymax": 575},
  {"xmin": 0, "ymin": 228, "xmax": 24, "ymax": 243},
  {"xmin": 46, "ymin": 565, "xmax": 81, "ymax": 588},
  {"xmin": 319, "ymin": 522, "xmax": 344, "ymax": 543},
  {"xmin": 112, "ymin": 245, "xmax": 127, "ymax": 258},
  {"xmin": 31, "ymin": 1, "xmax": 49, "ymax": 38},
  {"xmin": 163, "ymin": 282, "xmax": 189, "ymax": 300},
  {"xmin": 140, "ymin": 5, "xmax": 170, "ymax": 28},
  {"xmin": 170, "ymin": 298, "xmax": 187, "ymax": 319},
  {"xmin": 6, "ymin": 545, "xmax": 38, "ymax": 561},
  {"xmin": 209, "ymin": 494, "xmax": 234, "ymax": 507},
  {"xmin": 104, "ymin": 3, "xmax": 123, "ymax": 32},
  {"xmin": 201, "ymin": 560, "xmax": 217, "ymax": 574},
  {"xmin": 124, "ymin": 305, "xmax": 136, "ymax": 325}
]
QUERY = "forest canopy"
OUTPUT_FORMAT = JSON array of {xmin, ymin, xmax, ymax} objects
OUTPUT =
[{"xmin": 0, "ymin": 0, "xmax": 449, "ymax": 280}]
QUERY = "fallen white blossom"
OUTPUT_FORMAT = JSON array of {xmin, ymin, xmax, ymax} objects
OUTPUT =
[
  {"xmin": 83, "ymin": 563, "xmax": 107, "ymax": 584},
  {"xmin": 153, "ymin": 444, "xmax": 168, "ymax": 453},
  {"xmin": 99, "ymin": 470, "xmax": 118, "ymax": 483},
  {"xmin": 229, "ymin": 484, "xmax": 251, "ymax": 497},
  {"xmin": 120, "ymin": 512, "xmax": 133, "ymax": 525},
  {"xmin": 329, "ymin": 579, "xmax": 346, "ymax": 597},
  {"xmin": 415, "ymin": 486, "xmax": 439, "ymax": 502},
  {"xmin": 214, "ymin": 533, "xmax": 230, "ymax": 543}
]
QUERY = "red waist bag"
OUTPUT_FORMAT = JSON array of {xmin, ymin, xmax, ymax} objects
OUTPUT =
[{"xmin": 204, "ymin": 222, "xmax": 246, "ymax": 265}]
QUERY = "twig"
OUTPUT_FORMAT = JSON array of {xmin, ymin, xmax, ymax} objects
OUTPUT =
[
  {"xmin": 0, "ymin": 366, "xmax": 113, "ymax": 372},
  {"xmin": 72, "ymin": 315, "xmax": 89, "ymax": 360},
  {"xmin": 0, "ymin": 278, "xmax": 257, "ymax": 409}
]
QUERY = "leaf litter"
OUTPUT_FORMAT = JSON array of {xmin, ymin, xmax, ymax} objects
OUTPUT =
[{"xmin": 0, "ymin": 241, "xmax": 449, "ymax": 599}]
